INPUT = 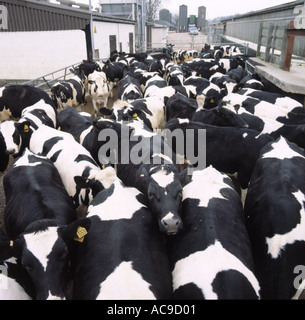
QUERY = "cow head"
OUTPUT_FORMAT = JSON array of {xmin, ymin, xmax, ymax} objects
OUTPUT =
[
  {"xmin": 0, "ymin": 218, "xmax": 91, "ymax": 300},
  {"xmin": 134, "ymin": 164, "xmax": 184, "ymax": 235},
  {"xmin": 0, "ymin": 120, "xmax": 32, "ymax": 156}
]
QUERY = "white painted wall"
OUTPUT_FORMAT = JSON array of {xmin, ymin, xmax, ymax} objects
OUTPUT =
[
  {"xmin": 93, "ymin": 21, "xmax": 135, "ymax": 59},
  {"xmin": 0, "ymin": 30, "xmax": 87, "ymax": 80},
  {"xmin": 151, "ymin": 26, "xmax": 168, "ymax": 48}
]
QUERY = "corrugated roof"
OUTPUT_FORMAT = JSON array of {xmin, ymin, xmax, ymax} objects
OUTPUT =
[
  {"xmin": 0, "ymin": 0, "xmax": 135, "ymax": 32},
  {"xmin": 0, "ymin": 0, "xmax": 90, "ymax": 31}
]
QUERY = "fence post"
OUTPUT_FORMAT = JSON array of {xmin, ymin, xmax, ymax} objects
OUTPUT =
[
  {"xmin": 257, "ymin": 22, "xmax": 263, "ymax": 58},
  {"xmin": 265, "ymin": 22, "xmax": 274, "ymax": 62}
]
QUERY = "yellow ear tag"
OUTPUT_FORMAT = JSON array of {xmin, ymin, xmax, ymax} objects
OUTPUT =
[
  {"xmin": 210, "ymin": 98, "xmax": 214, "ymax": 103},
  {"xmin": 102, "ymin": 164, "xmax": 106, "ymax": 169},
  {"xmin": 74, "ymin": 226, "xmax": 88, "ymax": 243},
  {"xmin": 107, "ymin": 80, "xmax": 109, "ymax": 84},
  {"xmin": 106, "ymin": 65, "xmax": 109, "ymax": 69},
  {"xmin": 133, "ymin": 113, "xmax": 138, "ymax": 120},
  {"xmin": 24, "ymin": 124, "xmax": 29, "ymax": 133}
]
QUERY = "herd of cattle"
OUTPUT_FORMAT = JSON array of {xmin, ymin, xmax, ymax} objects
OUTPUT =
[{"xmin": 0, "ymin": 44, "xmax": 305, "ymax": 300}]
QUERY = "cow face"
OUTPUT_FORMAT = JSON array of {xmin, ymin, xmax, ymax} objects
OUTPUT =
[
  {"xmin": 7, "ymin": 219, "xmax": 91, "ymax": 300},
  {"xmin": 136, "ymin": 165, "xmax": 183, "ymax": 235},
  {"xmin": 0, "ymin": 120, "xmax": 31, "ymax": 156}
]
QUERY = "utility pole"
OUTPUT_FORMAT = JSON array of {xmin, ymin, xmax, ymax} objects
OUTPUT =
[{"xmin": 89, "ymin": 0, "xmax": 95, "ymax": 61}]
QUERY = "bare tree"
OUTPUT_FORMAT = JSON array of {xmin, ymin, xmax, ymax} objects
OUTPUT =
[{"xmin": 146, "ymin": 0, "xmax": 162, "ymax": 22}]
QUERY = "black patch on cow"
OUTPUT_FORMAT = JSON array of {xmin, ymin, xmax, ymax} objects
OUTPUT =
[
  {"xmin": 212, "ymin": 269, "xmax": 259, "ymax": 299},
  {"xmin": 74, "ymin": 154, "xmax": 97, "ymax": 166},
  {"xmin": 50, "ymin": 150, "xmax": 62, "ymax": 163},
  {"xmin": 41, "ymin": 137, "xmax": 63, "ymax": 156},
  {"xmin": 173, "ymin": 282, "xmax": 204, "ymax": 299}
]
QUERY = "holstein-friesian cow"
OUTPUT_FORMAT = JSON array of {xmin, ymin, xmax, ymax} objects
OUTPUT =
[
  {"xmin": 93, "ymin": 120, "xmax": 185, "ymax": 235},
  {"xmin": 167, "ymin": 166, "xmax": 260, "ymax": 299},
  {"xmin": 165, "ymin": 118, "xmax": 274, "ymax": 190},
  {"xmin": 0, "ymin": 229, "xmax": 34, "ymax": 300},
  {"xmin": 0, "ymin": 85, "xmax": 56, "ymax": 121},
  {"xmin": 117, "ymin": 75, "xmax": 143, "ymax": 102},
  {"xmin": 87, "ymin": 70, "xmax": 113, "ymax": 117},
  {"xmin": 245, "ymin": 137, "xmax": 305, "ymax": 299},
  {"xmin": 191, "ymin": 104, "xmax": 249, "ymax": 128},
  {"xmin": 29, "ymin": 124, "xmax": 117, "ymax": 208},
  {"xmin": 237, "ymin": 88, "xmax": 304, "ymax": 111},
  {"xmin": 0, "ymin": 99, "xmax": 57, "ymax": 157},
  {"xmin": 183, "ymin": 76, "xmax": 224, "ymax": 109},
  {"xmin": 2, "ymin": 148, "xmax": 90, "ymax": 299},
  {"xmin": 222, "ymin": 102, "xmax": 305, "ymax": 149},
  {"xmin": 100, "ymin": 96, "xmax": 166, "ymax": 131},
  {"xmin": 51, "ymin": 67, "xmax": 87, "ymax": 110},
  {"xmin": 71, "ymin": 174, "xmax": 172, "ymax": 299}
]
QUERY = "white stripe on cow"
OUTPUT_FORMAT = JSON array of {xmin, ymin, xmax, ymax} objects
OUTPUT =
[
  {"xmin": 172, "ymin": 240, "xmax": 260, "ymax": 299},
  {"xmin": 182, "ymin": 166, "xmax": 226, "ymax": 206},
  {"xmin": 262, "ymin": 136, "xmax": 303, "ymax": 160},
  {"xmin": 87, "ymin": 180, "xmax": 145, "ymax": 220},
  {"xmin": 97, "ymin": 261, "xmax": 156, "ymax": 299},
  {"xmin": 24, "ymin": 227, "xmax": 59, "ymax": 271},
  {"xmin": 266, "ymin": 190, "xmax": 305, "ymax": 259}
]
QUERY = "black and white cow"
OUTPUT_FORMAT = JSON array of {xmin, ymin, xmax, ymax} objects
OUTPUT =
[
  {"xmin": 209, "ymin": 72, "xmax": 238, "ymax": 95},
  {"xmin": 2, "ymin": 148, "xmax": 90, "ymax": 299},
  {"xmin": 183, "ymin": 59, "xmax": 226, "ymax": 79},
  {"xmin": 165, "ymin": 118, "xmax": 274, "ymax": 190},
  {"xmin": 144, "ymin": 84, "xmax": 189, "ymax": 105},
  {"xmin": 100, "ymin": 96, "xmax": 166, "ymax": 131},
  {"xmin": 166, "ymin": 64, "xmax": 185, "ymax": 86},
  {"xmin": 0, "ymin": 229, "xmax": 34, "ymax": 300},
  {"xmin": 237, "ymin": 88, "xmax": 304, "ymax": 112},
  {"xmin": 93, "ymin": 120, "xmax": 185, "ymax": 235},
  {"xmin": 71, "ymin": 175, "xmax": 172, "ymax": 299},
  {"xmin": 166, "ymin": 93, "xmax": 198, "ymax": 121},
  {"xmin": 50, "ymin": 67, "xmax": 87, "ymax": 110},
  {"xmin": 167, "ymin": 165, "xmax": 260, "ymax": 299},
  {"xmin": 101, "ymin": 60, "xmax": 127, "ymax": 83},
  {"xmin": 0, "ymin": 85, "xmax": 56, "ymax": 121},
  {"xmin": 191, "ymin": 104, "xmax": 249, "ymax": 128},
  {"xmin": 0, "ymin": 99, "xmax": 57, "ymax": 157},
  {"xmin": 183, "ymin": 76, "xmax": 224, "ymax": 108},
  {"xmin": 87, "ymin": 70, "xmax": 113, "ymax": 117},
  {"xmin": 222, "ymin": 102, "xmax": 305, "ymax": 149},
  {"xmin": 144, "ymin": 74, "xmax": 167, "ymax": 97},
  {"xmin": 117, "ymin": 75, "xmax": 143, "ymax": 102},
  {"xmin": 29, "ymin": 124, "xmax": 117, "ymax": 208},
  {"xmin": 244, "ymin": 136, "xmax": 305, "ymax": 299}
]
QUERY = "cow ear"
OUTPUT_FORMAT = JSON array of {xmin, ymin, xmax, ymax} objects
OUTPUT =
[
  {"xmin": 134, "ymin": 166, "xmax": 150, "ymax": 192},
  {"xmin": 61, "ymin": 218, "xmax": 91, "ymax": 244},
  {"xmin": 99, "ymin": 107, "xmax": 113, "ymax": 116},
  {"xmin": 74, "ymin": 176, "xmax": 90, "ymax": 189},
  {"xmin": 128, "ymin": 109, "xmax": 142, "ymax": 120},
  {"xmin": 15, "ymin": 121, "xmax": 31, "ymax": 134},
  {"xmin": 179, "ymin": 165, "xmax": 193, "ymax": 187}
]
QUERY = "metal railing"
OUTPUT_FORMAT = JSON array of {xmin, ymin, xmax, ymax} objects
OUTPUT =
[{"xmin": 20, "ymin": 61, "xmax": 84, "ymax": 92}]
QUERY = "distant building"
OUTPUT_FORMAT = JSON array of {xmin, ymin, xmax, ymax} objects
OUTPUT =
[
  {"xmin": 197, "ymin": 6, "xmax": 206, "ymax": 31},
  {"xmin": 159, "ymin": 8, "xmax": 172, "ymax": 24},
  {"xmin": 178, "ymin": 4, "xmax": 188, "ymax": 33}
]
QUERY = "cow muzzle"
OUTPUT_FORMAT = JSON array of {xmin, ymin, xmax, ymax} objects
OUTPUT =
[{"xmin": 160, "ymin": 212, "xmax": 183, "ymax": 235}]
